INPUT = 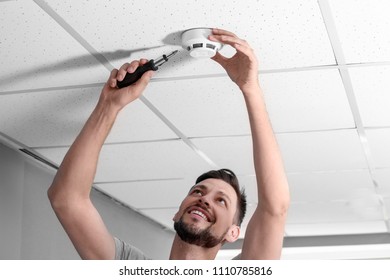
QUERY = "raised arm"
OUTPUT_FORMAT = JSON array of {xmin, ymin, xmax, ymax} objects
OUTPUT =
[
  {"xmin": 47, "ymin": 60, "xmax": 154, "ymax": 259},
  {"xmin": 209, "ymin": 29, "xmax": 290, "ymax": 259}
]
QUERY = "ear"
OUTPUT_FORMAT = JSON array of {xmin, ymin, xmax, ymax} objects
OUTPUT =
[
  {"xmin": 224, "ymin": 225, "xmax": 240, "ymax": 243},
  {"xmin": 172, "ymin": 211, "xmax": 179, "ymax": 222}
]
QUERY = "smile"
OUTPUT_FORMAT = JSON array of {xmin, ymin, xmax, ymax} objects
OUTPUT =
[
  {"xmin": 190, "ymin": 210, "xmax": 209, "ymax": 222},
  {"xmin": 186, "ymin": 205, "xmax": 213, "ymax": 223}
]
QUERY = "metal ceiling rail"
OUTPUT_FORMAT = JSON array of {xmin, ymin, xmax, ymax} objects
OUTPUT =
[{"xmin": 318, "ymin": 0, "xmax": 389, "ymax": 232}]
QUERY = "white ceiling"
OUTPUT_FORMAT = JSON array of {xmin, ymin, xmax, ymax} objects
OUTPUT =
[{"xmin": 1, "ymin": 0, "xmax": 390, "ymax": 253}]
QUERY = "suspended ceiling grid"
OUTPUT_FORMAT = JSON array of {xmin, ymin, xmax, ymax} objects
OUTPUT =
[{"xmin": 1, "ymin": 0, "xmax": 390, "ymax": 246}]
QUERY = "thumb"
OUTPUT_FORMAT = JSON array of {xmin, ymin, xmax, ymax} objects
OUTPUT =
[
  {"xmin": 211, "ymin": 52, "xmax": 227, "ymax": 68},
  {"xmin": 133, "ymin": 70, "xmax": 154, "ymax": 91}
]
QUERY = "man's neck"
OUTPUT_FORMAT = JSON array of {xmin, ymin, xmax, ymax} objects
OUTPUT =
[{"xmin": 169, "ymin": 235, "xmax": 221, "ymax": 260}]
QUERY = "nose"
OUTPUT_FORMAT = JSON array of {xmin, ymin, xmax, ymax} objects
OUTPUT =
[{"xmin": 198, "ymin": 198, "xmax": 210, "ymax": 207}]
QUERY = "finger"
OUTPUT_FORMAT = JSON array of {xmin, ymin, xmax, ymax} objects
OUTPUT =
[
  {"xmin": 211, "ymin": 51, "xmax": 228, "ymax": 68},
  {"xmin": 139, "ymin": 70, "xmax": 154, "ymax": 86},
  {"xmin": 212, "ymin": 28, "xmax": 238, "ymax": 38},
  {"xmin": 117, "ymin": 63, "xmax": 130, "ymax": 81},
  {"xmin": 126, "ymin": 60, "xmax": 141, "ymax": 74},
  {"xmin": 132, "ymin": 70, "xmax": 154, "ymax": 92},
  {"xmin": 234, "ymin": 43, "xmax": 256, "ymax": 60},
  {"xmin": 139, "ymin": 58, "xmax": 149, "ymax": 65},
  {"xmin": 108, "ymin": 68, "xmax": 118, "ymax": 88},
  {"xmin": 209, "ymin": 34, "xmax": 249, "ymax": 48}
]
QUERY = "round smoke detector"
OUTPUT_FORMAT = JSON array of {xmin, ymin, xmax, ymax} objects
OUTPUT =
[{"xmin": 181, "ymin": 28, "xmax": 222, "ymax": 58}]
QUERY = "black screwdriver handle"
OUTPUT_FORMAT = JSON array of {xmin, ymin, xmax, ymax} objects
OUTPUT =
[{"xmin": 117, "ymin": 60, "xmax": 158, "ymax": 88}]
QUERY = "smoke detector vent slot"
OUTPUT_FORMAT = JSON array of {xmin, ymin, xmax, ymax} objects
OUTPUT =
[{"xmin": 181, "ymin": 28, "xmax": 222, "ymax": 58}]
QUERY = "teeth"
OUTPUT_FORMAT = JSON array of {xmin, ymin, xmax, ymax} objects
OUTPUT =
[{"xmin": 191, "ymin": 210, "xmax": 208, "ymax": 221}]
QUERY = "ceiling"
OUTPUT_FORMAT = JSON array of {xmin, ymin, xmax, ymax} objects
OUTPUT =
[{"xmin": 1, "ymin": 0, "xmax": 390, "ymax": 256}]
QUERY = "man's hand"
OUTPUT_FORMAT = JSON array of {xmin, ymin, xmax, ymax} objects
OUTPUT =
[
  {"xmin": 209, "ymin": 28, "xmax": 259, "ymax": 93},
  {"xmin": 48, "ymin": 58, "xmax": 154, "ymax": 260},
  {"xmin": 98, "ymin": 59, "xmax": 154, "ymax": 113}
]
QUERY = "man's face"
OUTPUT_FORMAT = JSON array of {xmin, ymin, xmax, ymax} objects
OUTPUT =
[{"xmin": 173, "ymin": 178, "xmax": 240, "ymax": 248}]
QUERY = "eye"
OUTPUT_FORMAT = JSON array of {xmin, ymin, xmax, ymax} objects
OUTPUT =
[
  {"xmin": 217, "ymin": 198, "xmax": 226, "ymax": 205},
  {"xmin": 192, "ymin": 189, "xmax": 202, "ymax": 196}
]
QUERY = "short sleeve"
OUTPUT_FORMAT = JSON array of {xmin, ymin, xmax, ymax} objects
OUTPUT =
[{"xmin": 114, "ymin": 237, "xmax": 150, "ymax": 260}]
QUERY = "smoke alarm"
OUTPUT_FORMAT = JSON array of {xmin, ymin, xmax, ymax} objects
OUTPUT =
[{"xmin": 181, "ymin": 28, "xmax": 222, "ymax": 58}]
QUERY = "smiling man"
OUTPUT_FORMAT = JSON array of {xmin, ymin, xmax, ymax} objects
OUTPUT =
[
  {"xmin": 170, "ymin": 169, "xmax": 245, "ymax": 259},
  {"xmin": 47, "ymin": 28, "xmax": 290, "ymax": 260}
]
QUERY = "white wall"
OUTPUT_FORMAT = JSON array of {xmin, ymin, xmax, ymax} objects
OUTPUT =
[{"xmin": 0, "ymin": 143, "xmax": 174, "ymax": 259}]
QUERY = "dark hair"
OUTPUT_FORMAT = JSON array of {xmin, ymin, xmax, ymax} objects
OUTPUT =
[{"xmin": 195, "ymin": 168, "xmax": 247, "ymax": 227}]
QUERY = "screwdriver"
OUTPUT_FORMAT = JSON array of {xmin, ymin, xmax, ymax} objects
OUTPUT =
[{"xmin": 117, "ymin": 50, "xmax": 178, "ymax": 88}]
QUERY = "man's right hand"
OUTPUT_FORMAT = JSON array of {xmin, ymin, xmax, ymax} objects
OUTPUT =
[
  {"xmin": 48, "ymin": 59, "xmax": 154, "ymax": 260},
  {"xmin": 99, "ymin": 59, "xmax": 154, "ymax": 113}
]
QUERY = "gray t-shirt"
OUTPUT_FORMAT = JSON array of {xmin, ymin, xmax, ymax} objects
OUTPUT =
[
  {"xmin": 114, "ymin": 237, "xmax": 150, "ymax": 260},
  {"xmin": 114, "ymin": 237, "xmax": 241, "ymax": 260}
]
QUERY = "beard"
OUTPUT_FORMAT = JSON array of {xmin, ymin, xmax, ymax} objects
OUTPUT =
[{"xmin": 173, "ymin": 216, "xmax": 228, "ymax": 248}]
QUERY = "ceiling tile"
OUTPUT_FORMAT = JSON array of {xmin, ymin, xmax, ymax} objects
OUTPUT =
[
  {"xmin": 366, "ymin": 129, "xmax": 390, "ymax": 168},
  {"xmin": 238, "ymin": 171, "xmax": 376, "ymax": 205},
  {"xmin": 287, "ymin": 170, "xmax": 376, "ymax": 203},
  {"xmin": 385, "ymin": 197, "xmax": 390, "ymax": 218},
  {"xmin": 96, "ymin": 179, "xmax": 192, "ymax": 209},
  {"xmin": 144, "ymin": 69, "xmax": 354, "ymax": 138},
  {"xmin": 0, "ymin": 0, "xmax": 108, "ymax": 92},
  {"xmin": 0, "ymin": 88, "xmax": 176, "ymax": 147},
  {"xmin": 285, "ymin": 221, "xmax": 388, "ymax": 236},
  {"xmin": 349, "ymin": 66, "xmax": 390, "ymax": 127},
  {"xmin": 144, "ymin": 77, "xmax": 250, "ymax": 137},
  {"xmin": 192, "ymin": 130, "xmax": 369, "ymax": 176},
  {"xmin": 277, "ymin": 129, "xmax": 368, "ymax": 172},
  {"xmin": 35, "ymin": 140, "xmax": 214, "ymax": 182},
  {"xmin": 328, "ymin": 0, "xmax": 390, "ymax": 63},
  {"xmin": 375, "ymin": 168, "xmax": 390, "ymax": 197},
  {"xmin": 287, "ymin": 200, "xmax": 383, "ymax": 224},
  {"xmin": 260, "ymin": 69, "xmax": 354, "ymax": 132},
  {"xmin": 45, "ymin": 0, "xmax": 335, "ymax": 77},
  {"xmin": 109, "ymin": 100, "xmax": 178, "ymax": 143},
  {"xmin": 191, "ymin": 136, "xmax": 254, "ymax": 175}
]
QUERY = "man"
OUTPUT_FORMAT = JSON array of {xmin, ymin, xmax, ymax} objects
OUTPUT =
[{"xmin": 47, "ymin": 28, "xmax": 290, "ymax": 260}]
